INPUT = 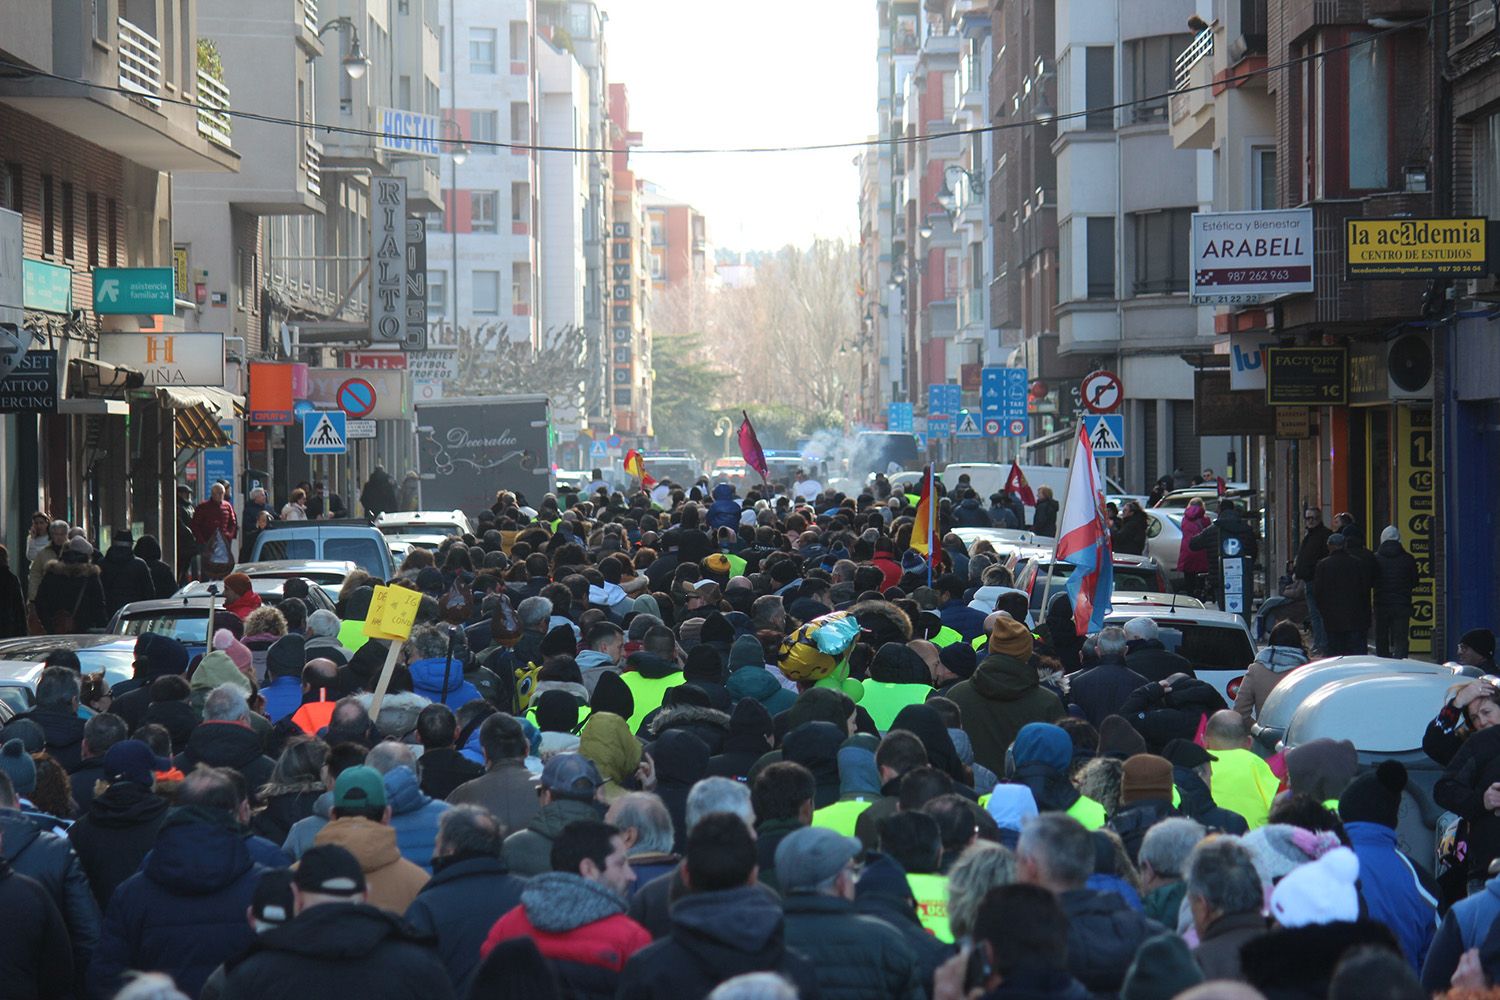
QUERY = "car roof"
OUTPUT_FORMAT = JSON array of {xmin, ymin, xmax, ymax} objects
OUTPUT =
[
  {"xmin": 1285, "ymin": 671, "xmax": 1464, "ymax": 754},
  {"xmin": 0, "ymin": 635, "xmax": 139, "ymax": 658},
  {"xmin": 116, "ymin": 596, "xmax": 239, "ymax": 615},
  {"xmin": 1110, "ymin": 592, "xmax": 1207, "ymax": 609},
  {"xmin": 954, "ymin": 527, "xmax": 1043, "ymax": 546},
  {"xmin": 1038, "ymin": 552, "xmax": 1161, "ymax": 568},
  {"xmin": 233, "ymin": 560, "xmax": 359, "ymax": 576},
  {"xmin": 257, "ymin": 523, "xmax": 384, "ymax": 537},
  {"xmin": 1103, "ymin": 605, "xmax": 1245, "ymax": 626},
  {"xmin": 1257, "ymin": 656, "xmax": 1464, "ymax": 732}
]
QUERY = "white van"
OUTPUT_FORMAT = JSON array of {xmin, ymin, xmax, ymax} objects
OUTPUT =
[{"xmin": 942, "ymin": 462, "xmax": 1124, "ymax": 523}]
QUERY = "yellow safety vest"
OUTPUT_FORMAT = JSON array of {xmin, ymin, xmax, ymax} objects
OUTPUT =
[
  {"xmin": 931, "ymin": 626, "xmax": 963, "ymax": 649},
  {"xmin": 859, "ymin": 680, "xmax": 933, "ymax": 731},
  {"xmin": 1324, "ymin": 798, "xmax": 1340, "ymax": 815},
  {"xmin": 907, "ymin": 872, "xmax": 953, "ymax": 943},
  {"xmin": 342, "ymin": 619, "xmax": 370, "ymax": 652},
  {"xmin": 1208, "ymin": 747, "xmax": 1281, "ymax": 829},
  {"xmin": 619, "ymin": 672, "xmax": 686, "ymax": 731},
  {"xmin": 812, "ymin": 797, "xmax": 874, "ymax": 837},
  {"xmin": 525, "ymin": 703, "xmax": 593, "ymax": 732},
  {"xmin": 1067, "ymin": 794, "xmax": 1108, "ymax": 831}
]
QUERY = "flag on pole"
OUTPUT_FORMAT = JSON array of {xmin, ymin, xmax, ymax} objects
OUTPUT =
[
  {"xmin": 623, "ymin": 449, "xmax": 655, "ymax": 488},
  {"xmin": 1054, "ymin": 423, "xmax": 1114, "ymax": 636},
  {"xmin": 1004, "ymin": 461, "xmax": 1036, "ymax": 507},
  {"xmin": 737, "ymin": 411, "xmax": 769, "ymax": 483},
  {"xmin": 909, "ymin": 464, "xmax": 939, "ymax": 573}
]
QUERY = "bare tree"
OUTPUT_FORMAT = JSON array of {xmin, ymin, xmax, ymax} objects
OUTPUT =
[{"xmin": 451, "ymin": 322, "xmax": 587, "ymax": 411}]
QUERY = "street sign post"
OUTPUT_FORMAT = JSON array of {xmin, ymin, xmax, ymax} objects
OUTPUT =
[
  {"xmin": 302, "ymin": 410, "xmax": 348, "ymax": 455},
  {"xmin": 336, "ymin": 377, "xmax": 377, "ymax": 419},
  {"xmin": 1081, "ymin": 414, "xmax": 1125, "ymax": 456},
  {"xmin": 92, "ymin": 268, "xmax": 175, "ymax": 314},
  {"xmin": 1220, "ymin": 534, "xmax": 1252, "ymax": 621},
  {"xmin": 981, "ymin": 367, "xmax": 1028, "ymax": 436},
  {"xmin": 888, "ymin": 402, "xmax": 914, "ymax": 432},
  {"xmin": 1081, "ymin": 370, "xmax": 1123, "ymax": 413}
]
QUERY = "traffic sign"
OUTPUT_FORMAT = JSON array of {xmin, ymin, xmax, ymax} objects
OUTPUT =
[
  {"xmin": 92, "ymin": 267, "xmax": 175, "ymax": 314},
  {"xmin": 928, "ymin": 416, "xmax": 952, "ymax": 438},
  {"xmin": 981, "ymin": 367, "xmax": 1028, "ymax": 436},
  {"xmin": 1081, "ymin": 370, "xmax": 1123, "ymax": 413},
  {"xmin": 1082, "ymin": 414, "xmax": 1125, "ymax": 457},
  {"xmin": 955, "ymin": 411, "xmax": 982, "ymax": 438},
  {"xmin": 1008, "ymin": 418, "xmax": 1027, "ymax": 436},
  {"xmin": 590, "ymin": 440, "xmax": 608, "ymax": 459},
  {"xmin": 927, "ymin": 383, "xmax": 961, "ymax": 419},
  {"xmin": 303, "ymin": 410, "xmax": 347, "ymax": 454},
  {"xmin": 606, "ymin": 434, "xmax": 622, "ymax": 449},
  {"xmin": 888, "ymin": 402, "xmax": 914, "ymax": 433},
  {"xmin": 983, "ymin": 418, "xmax": 1002, "ymax": 436},
  {"xmin": 336, "ymin": 377, "xmax": 377, "ymax": 418},
  {"xmin": 346, "ymin": 419, "xmax": 377, "ymax": 439}
]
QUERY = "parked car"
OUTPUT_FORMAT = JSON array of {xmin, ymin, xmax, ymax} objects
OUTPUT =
[
  {"xmin": 173, "ymin": 560, "xmax": 357, "ymax": 605},
  {"xmin": 1014, "ymin": 553, "xmax": 1171, "ymax": 612},
  {"xmin": 109, "ymin": 587, "xmax": 334, "ymax": 656},
  {"xmin": 1099, "ymin": 605, "xmax": 1256, "ymax": 703},
  {"xmin": 173, "ymin": 577, "xmax": 338, "ymax": 613},
  {"xmin": 383, "ymin": 532, "xmax": 449, "ymax": 555},
  {"xmin": 0, "ymin": 636, "xmax": 138, "ymax": 715},
  {"xmin": 250, "ymin": 522, "xmax": 395, "ymax": 580},
  {"xmin": 375, "ymin": 510, "xmax": 473, "ymax": 538}
]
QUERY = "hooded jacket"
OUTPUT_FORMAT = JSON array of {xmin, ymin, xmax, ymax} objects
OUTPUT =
[
  {"xmin": 1058, "ymin": 887, "xmax": 1166, "ymax": 996},
  {"xmin": 726, "ymin": 664, "xmax": 797, "ymax": 716},
  {"xmin": 382, "ymin": 765, "xmax": 450, "ymax": 874},
  {"xmin": 34, "ymin": 552, "xmax": 107, "ymax": 634},
  {"xmin": 67, "ymin": 779, "xmax": 170, "ymax": 907},
  {"xmin": 219, "ymin": 902, "xmax": 453, "ymax": 1000},
  {"xmin": 577, "ymin": 648, "xmax": 621, "ymax": 697},
  {"xmin": 706, "ymin": 484, "xmax": 742, "ymax": 533},
  {"xmin": 0, "ymin": 807, "xmax": 99, "ymax": 991},
  {"xmin": 89, "ymin": 806, "xmax": 265, "ymax": 999},
  {"xmin": 1171, "ymin": 764, "xmax": 1248, "ymax": 835},
  {"xmin": 406, "ymin": 655, "xmax": 482, "ymax": 710},
  {"xmin": 175, "ymin": 720, "xmax": 275, "ymax": 798},
  {"xmin": 1233, "ymin": 645, "xmax": 1310, "ymax": 721},
  {"xmin": 502, "ymin": 796, "xmax": 606, "ymax": 877},
  {"xmin": 649, "ymin": 729, "xmax": 711, "ymax": 850},
  {"xmin": 615, "ymin": 885, "xmax": 821, "ymax": 1000},
  {"xmin": 404, "ymin": 853, "xmax": 525, "ymax": 989},
  {"xmin": 483, "ymin": 871, "xmax": 651, "ymax": 999},
  {"xmin": 312, "ymin": 816, "xmax": 430, "ymax": 914},
  {"xmin": 646, "ymin": 705, "xmax": 731, "ymax": 757},
  {"xmin": 99, "ymin": 541, "xmax": 156, "ymax": 617},
  {"xmin": 7, "ymin": 707, "xmax": 86, "ymax": 771},
  {"xmin": 578, "ymin": 711, "xmax": 643, "ymax": 802},
  {"xmin": 706, "ymin": 698, "xmax": 774, "ymax": 783},
  {"xmin": 0, "ymin": 854, "xmax": 74, "ymax": 1000},
  {"xmin": 860, "ymin": 644, "xmax": 934, "ymax": 731},
  {"xmin": 1344, "ymin": 820, "xmax": 1437, "ymax": 969},
  {"xmin": 1422, "ymin": 872, "xmax": 1500, "ymax": 992},
  {"xmin": 779, "ymin": 892, "xmax": 925, "ymax": 1000},
  {"xmin": 946, "ymin": 653, "xmax": 1065, "ymax": 776},
  {"xmin": 1177, "ymin": 505, "xmax": 1211, "ymax": 574}
]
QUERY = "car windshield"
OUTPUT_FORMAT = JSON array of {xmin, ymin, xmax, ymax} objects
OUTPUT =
[
  {"xmin": 1030, "ymin": 565, "xmax": 1163, "ymax": 609},
  {"xmin": 116, "ymin": 610, "xmax": 212, "ymax": 645},
  {"xmin": 324, "ymin": 537, "xmax": 387, "ymax": 573}
]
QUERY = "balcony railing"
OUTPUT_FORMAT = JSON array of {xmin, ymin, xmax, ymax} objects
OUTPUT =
[
  {"xmin": 118, "ymin": 17, "xmax": 162, "ymax": 105},
  {"xmin": 302, "ymin": 0, "xmax": 319, "ymax": 35},
  {"xmin": 304, "ymin": 138, "xmax": 323, "ymax": 196},
  {"xmin": 196, "ymin": 68, "xmax": 232, "ymax": 147},
  {"xmin": 1174, "ymin": 27, "xmax": 1214, "ymax": 92}
]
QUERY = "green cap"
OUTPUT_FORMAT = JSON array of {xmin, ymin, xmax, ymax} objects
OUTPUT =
[{"xmin": 333, "ymin": 765, "xmax": 387, "ymax": 812}]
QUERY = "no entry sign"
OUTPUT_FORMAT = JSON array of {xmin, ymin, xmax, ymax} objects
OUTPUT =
[{"xmin": 337, "ymin": 377, "xmax": 377, "ymax": 419}]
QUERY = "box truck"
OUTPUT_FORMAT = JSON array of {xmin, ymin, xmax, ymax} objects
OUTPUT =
[{"xmin": 414, "ymin": 395, "xmax": 552, "ymax": 513}]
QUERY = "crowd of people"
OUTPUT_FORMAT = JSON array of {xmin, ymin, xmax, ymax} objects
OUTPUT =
[{"xmin": 0, "ymin": 470, "xmax": 1496, "ymax": 1000}]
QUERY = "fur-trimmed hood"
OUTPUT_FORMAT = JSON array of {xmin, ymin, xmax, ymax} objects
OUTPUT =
[
  {"xmin": 45, "ymin": 555, "xmax": 100, "ymax": 578},
  {"xmin": 352, "ymin": 690, "xmax": 429, "ymax": 738},
  {"xmin": 849, "ymin": 599, "xmax": 913, "ymax": 647},
  {"xmin": 647, "ymin": 704, "xmax": 730, "ymax": 741}
]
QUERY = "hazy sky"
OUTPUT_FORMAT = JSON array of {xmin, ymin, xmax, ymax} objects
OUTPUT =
[{"xmin": 598, "ymin": 1, "xmax": 876, "ymax": 254}]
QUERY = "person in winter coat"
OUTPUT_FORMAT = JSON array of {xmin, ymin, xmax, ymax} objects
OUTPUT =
[
  {"xmin": 26, "ymin": 516, "xmax": 67, "ymax": 603},
  {"xmin": 988, "ymin": 493, "xmax": 1019, "ymax": 529},
  {"xmin": 705, "ymin": 483, "xmax": 742, "ymax": 534},
  {"xmin": 218, "ymin": 844, "xmax": 453, "ymax": 1000},
  {"xmin": 705, "ymin": 698, "xmax": 774, "ymax": 783},
  {"xmin": 1016, "ymin": 812, "xmax": 1166, "ymax": 994},
  {"xmin": 99, "ymin": 532, "xmax": 156, "ymax": 618},
  {"xmin": 4, "ymin": 667, "xmax": 88, "ymax": 771},
  {"xmin": 1160, "ymin": 740, "xmax": 1247, "ymax": 835},
  {"xmin": 616, "ymin": 813, "xmax": 820, "ymax": 999},
  {"xmin": 1009, "ymin": 724, "xmax": 1108, "ymax": 830},
  {"xmin": 1032, "ymin": 486, "xmax": 1060, "ymax": 538},
  {"xmin": 311, "ymin": 767, "xmax": 429, "ymax": 913},
  {"xmin": 1434, "ymin": 719, "xmax": 1500, "ymax": 888},
  {"xmin": 1422, "ymin": 861, "xmax": 1500, "ymax": 990},
  {"xmin": 398, "ymin": 472, "xmax": 420, "ymax": 512},
  {"xmin": 1188, "ymin": 500, "xmax": 1259, "ymax": 601},
  {"xmin": 89, "ymin": 769, "xmax": 268, "ymax": 999},
  {"xmin": 1116, "ymin": 674, "xmax": 1228, "ymax": 754},
  {"xmin": 175, "ymin": 685, "xmax": 275, "ymax": 798},
  {"xmin": 482, "ymin": 818, "xmax": 649, "ymax": 998},
  {"xmin": 1233, "ymin": 621, "xmax": 1310, "ymax": 721},
  {"xmin": 368, "ymin": 748, "xmax": 449, "ymax": 874},
  {"xmin": 724, "ymin": 635, "xmax": 796, "ymax": 717},
  {"xmin": 1111, "ymin": 501, "xmax": 1149, "ymax": 556},
  {"xmin": 1107, "ymin": 755, "xmax": 1181, "ymax": 864},
  {"xmin": 1176, "ymin": 500, "xmax": 1211, "ymax": 599},
  {"xmin": 404, "ymin": 805, "xmax": 525, "ymax": 990},
  {"xmin": 946, "ymin": 614, "xmax": 1065, "ymax": 776},
  {"xmin": 403, "ymin": 626, "xmax": 480, "ymax": 709},
  {"xmin": 1184, "ymin": 837, "xmax": 1267, "ymax": 982},
  {"xmin": 66, "ymin": 740, "xmax": 171, "ymax": 908},
  {"xmin": 131, "ymin": 535, "xmax": 177, "ymax": 599},
  {"xmin": 860, "ymin": 642, "xmax": 934, "ymax": 730},
  {"xmin": 1294, "ymin": 507, "xmax": 1334, "ymax": 651},
  {"xmin": 33, "ymin": 537, "xmax": 107, "ymax": 634},
  {"xmin": 953, "ymin": 491, "xmax": 991, "ymax": 529},
  {"xmin": 502, "ymin": 753, "xmax": 608, "ymax": 876},
  {"xmin": 191, "ymin": 481, "xmax": 239, "ymax": 579},
  {"xmin": 359, "ymin": 467, "xmax": 399, "ymax": 519},
  {"xmin": 448, "ymin": 714, "xmax": 542, "ymax": 834},
  {"xmin": 1373, "ymin": 525, "xmax": 1420, "ymax": 659},
  {"xmin": 250, "ymin": 737, "xmax": 327, "ymax": 846},
  {"xmin": 223, "ymin": 573, "xmax": 265, "ymax": 623},
  {"xmin": 1068, "ymin": 627, "xmax": 1149, "ymax": 728},
  {"xmin": 1043, "ymin": 592, "xmax": 1085, "ymax": 674},
  {"xmin": 0, "ymin": 545, "xmax": 27, "ymax": 639},
  {"xmin": 776, "ymin": 826, "xmax": 926, "ymax": 1000},
  {"xmin": 1122, "ymin": 617, "xmax": 1193, "ymax": 683},
  {"xmin": 578, "ymin": 711, "xmax": 645, "ymax": 804},
  {"xmin": 0, "ymin": 849, "xmax": 74, "ymax": 1000},
  {"xmin": 1313, "ymin": 534, "xmax": 1371, "ymax": 655}
]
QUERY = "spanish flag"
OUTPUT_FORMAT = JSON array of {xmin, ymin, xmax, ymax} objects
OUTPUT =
[
  {"xmin": 623, "ymin": 449, "xmax": 655, "ymax": 488},
  {"xmin": 909, "ymin": 464, "xmax": 938, "ymax": 573}
]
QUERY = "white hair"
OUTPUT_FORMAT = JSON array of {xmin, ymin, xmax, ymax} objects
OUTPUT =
[
  {"xmin": 1138, "ymin": 817, "xmax": 1207, "ymax": 879},
  {"xmin": 1123, "ymin": 617, "xmax": 1159, "ymax": 642},
  {"xmin": 707, "ymin": 974, "xmax": 798, "ymax": 1000},
  {"xmin": 365, "ymin": 741, "xmax": 417, "ymax": 775},
  {"xmin": 203, "ymin": 683, "xmax": 250, "ymax": 723},
  {"xmin": 686, "ymin": 777, "xmax": 755, "ymax": 832}
]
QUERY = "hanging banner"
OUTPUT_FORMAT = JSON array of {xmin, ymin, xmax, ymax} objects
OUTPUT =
[{"xmin": 1394, "ymin": 406, "xmax": 1435, "ymax": 658}]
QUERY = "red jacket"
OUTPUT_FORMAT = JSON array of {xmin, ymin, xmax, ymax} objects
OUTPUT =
[
  {"xmin": 481, "ymin": 902, "xmax": 650, "ymax": 972},
  {"xmin": 872, "ymin": 552, "xmax": 903, "ymax": 591},
  {"xmin": 225, "ymin": 590, "xmax": 263, "ymax": 620},
  {"xmin": 191, "ymin": 499, "xmax": 238, "ymax": 546}
]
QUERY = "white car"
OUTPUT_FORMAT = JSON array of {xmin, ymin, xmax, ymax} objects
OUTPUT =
[
  {"xmin": 0, "ymin": 636, "xmax": 139, "ymax": 715},
  {"xmin": 1100, "ymin": 605, "xmax": 1256, "ymax": 704},
  {"xmin": 175, "ymin": 559, "xmax": 358, "ymax": 605},
  {"xmin": 376, "ymin": 510, "xmax": 473, "ymax": 538}
]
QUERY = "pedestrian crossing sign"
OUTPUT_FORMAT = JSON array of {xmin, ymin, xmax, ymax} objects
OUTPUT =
[
  {"xmin": 1082, "ymin": 414, "xmax": 1124, "ymax": 457},
  {"xmin": 303, "ymin": 410, "xmax": 348, "ymax": 455},
  {"xmin": 955, "ymin": 411, "xmax": 982, "ymax": 438}
]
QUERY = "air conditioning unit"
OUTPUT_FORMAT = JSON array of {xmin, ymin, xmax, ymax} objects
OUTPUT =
[
  {"xmin": 1387, "ymin": 331, "xmax": 1434, "ymax": 401},
  {"xmin": 1465, "ymin": 275, "xmax": 1500, "ymax": 302}
]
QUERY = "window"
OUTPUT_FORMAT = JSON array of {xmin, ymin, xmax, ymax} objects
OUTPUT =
[
  {"xmin": 470, "ymin": 190, "xmax": 498, "ymax": 232},
  {"xmin": 571, "ymin": 8, "xmax": 591, "ymax": 38},
  {"xmin": 511, "ymin": 181, "xmax": 529, "ymax": 221},
  {"xmin": 438, "ymin": 26, "xmax": 445, "ymax": 72},
  {"xmin": 470, "ymin": 110, "xmax": 498, "ymax": 154},
  {"xmin": 0, "ymin": 162, "xmax": 18, "ymax": 211},
  {"xmin": 469, "ymin": 27, "xmax": 496, "ymax": 73},
  {"xmin": 86, "ymin": 193, "xmax": 99, "ymax": 266},
  {"xmin": 427, "ymin": 270, "xmax": 447, "ymax": 316},
  {"xmin": 512, "ymin": 262, "xmax": 531, "ymax": 305},
  {"xmin": 60, "ymin": 182, "xmax": 74, "ymax": 260},
  {"xmin": 107, "ymin": 198, "xmax": 118, "ymax": 265},
  {"xmin": 1086, "ymin": 217, "xmax": 1115, "ymax": 298},
  {"xmin": 1132, "ymin": 209, "xmax": 1191, "ymax": 295},
  {"xmin": 1253, "ymin": 147, "xmax": 1277, "ymax": 209},
  {"xmin": 650, "ymin": 251, "xmax": 664, "ymax": 279},
  {"xmin": 1127, "ymin": 36, "xmax": 1189, "ymax": 124},
  {"xmin": 650, "ymin": 218, "xmax": 665, "ymax": 245},
  {"xmin": 1476, "ymin": 111, "xmax": 1500, "ymax": 219},
  {"xmin": 1085, "ymin": 47, "xmax": 1114, "ymax": 129},
  {"xmin": 509, "ymin": 21, "xmax": 528, "ymax": 63},
  {"xmin": 398, "ymin": 75, "xmax": 411, "ymax": 109},
  {"xmin": 236, "ymin": 247, "xmax": 248, "ymax": 308},
  {"xmin": 41, "ymin": 174, "xmax": 54, "ymax": 256},
  {"xmin": 472, "ymin": 270, "xmax": 500, "ymax": 314},
  {"xmin": 510, "ymin": 102, "xmax": 529, "ymax": 142},
  {"xmin": 1348, "ymin": 33, "xmax": 1389, "ymax": 190}
]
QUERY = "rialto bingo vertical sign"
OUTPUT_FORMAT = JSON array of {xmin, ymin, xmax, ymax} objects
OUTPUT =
[
  {"xmin": 370, "ymin": 176, "xmax": 408, "ymax": 343},
  {"xmin": 1189, "ymin": 209, "xmax": 1315, "ymax": 305}
]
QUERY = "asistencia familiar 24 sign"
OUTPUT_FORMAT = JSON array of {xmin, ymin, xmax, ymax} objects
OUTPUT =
[
  {"xmin": 1190, "ymin": 209, "xmax": 1315, "ymax": 304},
  {"xmin": 1345, "ymin": 218, "xmax": 1490, "ymax": 279}
]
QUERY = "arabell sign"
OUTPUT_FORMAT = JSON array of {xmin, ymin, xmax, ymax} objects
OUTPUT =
[{"xmin": 1190, "ymin": 209, "xmax": 1315, "ymax": 304}]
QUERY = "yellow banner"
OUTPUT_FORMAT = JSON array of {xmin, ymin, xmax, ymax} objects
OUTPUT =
[
  {"xmin": 363, "ymin": 584, "xmax": 423, "ymax": 641},
  {"xmin": 1394, "ymin": 406, "xmax": 1436, "ymax": 657},
  {"xmin": 1346, "ymin": 218, "xmax": 1488, "ymax": 278}
]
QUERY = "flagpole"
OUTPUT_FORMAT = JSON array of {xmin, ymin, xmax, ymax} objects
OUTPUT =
[{"xmin": 926, "ymin": 463, "xmax": 935, "ymax": 587}]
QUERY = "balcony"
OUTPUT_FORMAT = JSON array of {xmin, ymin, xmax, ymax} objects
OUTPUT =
[
  {"xmin": 1169, "ymin": 27, "xmax": 1216, "ymax": 149},
  {"xmin": 195, "ymin": 68, "xmax": 232, "ymax": 148},
  {"xmin": 118, "ymin": 17, "xmax": 162, "ymax": 105},
  {"xmin": 305, "ymin": 138, "xmax": 323, "ymax": 198}
]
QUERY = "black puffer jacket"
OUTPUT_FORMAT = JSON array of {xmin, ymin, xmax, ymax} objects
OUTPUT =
[
  {"xmin": 4, "ymin": 707, "xmax": 87, "ymax": 771},
  {"xmin": 174, "ymin": 721, "xmax": 275, "ymax": 799},
  {"xmin": 781, "ymin": 892, "xmax": 924, "ymax": 1000},
  {"xmin": 1172, "ymin": 764, "xmax": 1248, "ymax": 835},
  {"xmin": 1111, "ymin": 510, "xmax": 1148, "ymax": 555},
  {"xmin": 1058, "ymin": 888, "xmax": 1165, "ymax": 996},
  {"xmin": 1240, "ymin": 919, "xmax": 1400, "ymax": 1000},
  {"xmin": 0, "ymin": 857, "xmax": 73, "ymax": 1000},
  {"xmin": 1107, "ymin": 799, "xmax": 1178, "ymax": 864},
  {"xmin": 0, "ymin": 808, "xmax": 100, "ymax": 994},
  {"xmin": 1373, "ymin": 539, "xmax": 1419, "ymax": 613},
  {"xmin": 404, "ymin": 854, "xmax": 525, "ymax": 989},
  {"xmin": 1435, "ymin": 725, "xmax": 1500, "ymax": 881},
  {"xmin": 1118, "ymin": 677, "xmax": 1228, "ymax": 753},
  {"xmin": 33, "ymin": 553, "xmax": 107, "ymax": 634},
  {"xmin": 66, "ymin": 779, "xmax": 169, "ymax": 907},
  {"xmin": 99, "ymin": 541, "xmax": 156, "ymax": 617}
]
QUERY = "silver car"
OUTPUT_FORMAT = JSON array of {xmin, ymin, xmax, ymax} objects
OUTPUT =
[{"xmin": 0, "ymin": 635, "xmax": 138, "ymax": 715}]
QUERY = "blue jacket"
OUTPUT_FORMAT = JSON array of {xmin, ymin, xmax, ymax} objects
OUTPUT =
[
  {"xmin": 1344, "ymin": 821, "xmax": 1437, "ymax": 970},
  {"xmin": 408, "ymin": 655, "xmax": 482, "ymax": 709},
  {"xmin": 382, "ymin": 765, "xmax": 449, "ymax": 873},
  {"xmin": 90, "ymin": 806, "xmax": 264, "ymax": 999},
  {"xmin": 938, "ymin": 600, "xmax": 988, "ymax": 643},
  {"xmin": 404, "ymin": 854, "xmax": 525, "ymax": 988},
  {"xmin": 953, "ymin": 498, "xmax": 990, "ymax": 528},
  {"xmin": 706, "ymin": 483, "xmax": 741, "ymax": 533},
  {"xmin": 1423, "ymin": 873, "xmax": 1500, "ymax": 991},
  {"xmin": 259, "ymin": 675, "xmax": 303, "ymax": 723}
]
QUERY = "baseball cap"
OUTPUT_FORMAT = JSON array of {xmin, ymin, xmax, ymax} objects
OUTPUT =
[
  {"xmin": 774, "ymin": 826, "xmax": 864, "ymax": 893},
  {"xmin": 332, "ymin": 765, "xmax": 387, "ymax": 812},
  {"xmin": 102, "ymin": 740, "xmax": 172, "ymax": 787},
  {"xmin": 251, "ymin": 868, "xmax": 297, "ymax": 926},
  {"xmin": 539, "ymin": 753, "xmax": 603, "ymax": 801},
  {"xmin": 294, "ymin": 845, "xmax": 367, "ymax": 897}
]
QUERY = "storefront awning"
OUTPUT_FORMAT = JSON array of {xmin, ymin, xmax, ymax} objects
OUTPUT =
[
  {"xmin": 156, "ymin": 387, "xmax": 245, "ymax": 450},
  {"xmin": 1022, "ymin": 424, "xmax": 1077, "ymax": 454},
  {"xmin": 57, "ymin": 399, "xmax": 130, "ymax": 416}
]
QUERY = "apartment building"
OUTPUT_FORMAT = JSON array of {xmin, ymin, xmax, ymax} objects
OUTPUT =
[
  {"xmin": 607, "ymin": 83, "xmax": 653, "ymax": 442},
  {"xmin": 0, "ymin": 0, "xmax": 239, "ymax": 555},
  {"xmin": 644, "ymin": 194, "xmax": 712, "ymax": 296}
]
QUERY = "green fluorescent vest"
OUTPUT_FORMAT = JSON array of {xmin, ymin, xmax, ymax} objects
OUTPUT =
[{"xmin": 619, "ymin": 672, "xmax": 686, "ymax": 731}]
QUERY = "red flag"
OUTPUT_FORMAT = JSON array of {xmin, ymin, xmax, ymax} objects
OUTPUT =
[
  {"xmin": 909, "ymin": 465, "xmax": 939, "ymax": 570},
  {"xmin": 737, "ymin": 411, "xmax": 769, "ymax": 483},
  {"xmin": 1004, "ymin": 461, "xmax": 1036, "ymax": 507},
  {"xmin": 623, "ymin": 449, "xmax": 655, "ymax": 488}
]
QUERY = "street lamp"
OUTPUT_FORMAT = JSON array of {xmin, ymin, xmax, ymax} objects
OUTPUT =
[
  {"xmin": 441, "ymin": 117, "xmax": 469, "ymax": 165},
  {"xmin": 918, "ymin": 222, "xmax": 934, "ymax": 240},
  {"xmin": 317, "ymin": 17, "xmax": 371, "ymax": 79}
]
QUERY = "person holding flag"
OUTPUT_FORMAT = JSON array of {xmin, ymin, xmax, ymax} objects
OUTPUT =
[
  {"xmin": 1046, "ymin": 423, "xmax": 1115, "ymax": 636},
  {"xmin": 907, "ymin": 465, "xmax": 940, "ymax": 584},
  {"xmin": 622, "ymin": 449, "xmax": 655, "ymax": 489}
]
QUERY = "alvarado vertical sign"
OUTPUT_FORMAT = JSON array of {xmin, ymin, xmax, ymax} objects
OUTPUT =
[{"xmin": 369, "ymin": 176, "xmax": 408, "ymax": 343}]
